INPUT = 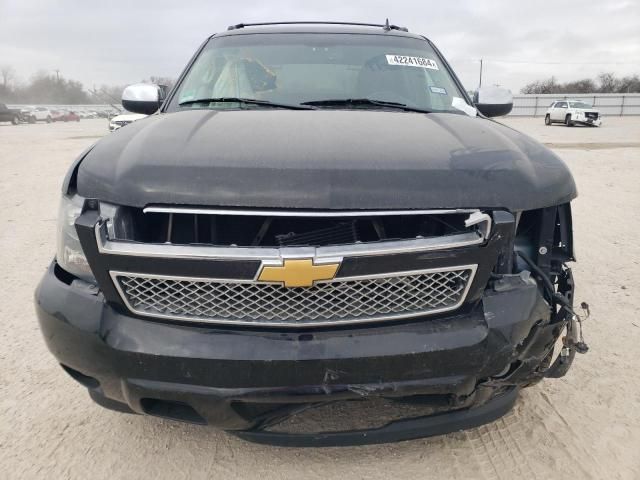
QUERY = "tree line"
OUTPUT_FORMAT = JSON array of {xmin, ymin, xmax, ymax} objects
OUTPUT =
[
  {"xmin": 521, "ymin": 72, "xmax": 640, "ymax": 94},
  {"xmin": 0, "ymin": 65, "xmax": 174, "ymax": 104},
  {"xmin": 3, "ymin": 63, "xmax": 639, "ymax": 102}
]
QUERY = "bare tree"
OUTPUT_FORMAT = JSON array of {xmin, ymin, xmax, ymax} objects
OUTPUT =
[
  {"xmin": 1, "ymin": 65, "xmax": 15, "ymax": 89},
  {"xmin": 597, "ymin": 72, "xmax": 619, "ymax": 93},
  {"xmin": 618, "ymin": 75, "xmax": 640, "ymax": 93},
  {"xmin": 521, "ymin": 73, "xmax": 640, "ymax": 94},
  {"xmin": 562, "ymin": 79, "xmax": 597, "ymax": 93},
  {"xmin": 520, "ymin": 77, "xmax": 560, "ymax": 94}
]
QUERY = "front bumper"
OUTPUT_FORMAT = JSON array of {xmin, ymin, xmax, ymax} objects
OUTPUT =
[
  {"xmin": 575, "ymin": 117, "xmax": 602, "ymax": 127},
  {"xmin": 35, "ymin": 259, "xmax": 571, "ymax": 446}
]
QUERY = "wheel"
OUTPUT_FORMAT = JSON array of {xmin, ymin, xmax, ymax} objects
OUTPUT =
[
  {"xmin": 29, "ymin": 115, "xmax": 36, "ymax": 124},
  {"xmin": 544, "ymin": 114, "xmax": 551, "ymax": 126},
  {"xmin": 76, "ymin": 118, "xmax": 80, "ymax": 122},
  {"xmin": 565, "ymin": 114, "xmax": 573, "ymax": 127},
  {"xmin": 46, "ymin": 116, "xmax": 52, "ymax": 123},
  {"xmin": 11, "ymin": 115, "xmax": 19, "ymax": 125}
]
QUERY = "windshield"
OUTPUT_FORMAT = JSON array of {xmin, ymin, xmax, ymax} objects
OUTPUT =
[
  {"xmin": 167, "ymin": 33, "xmax": 469, "ymax": 113},
  {"xmin": 569, "ymin": 101, "xmax": 592, "ymax": 109}
]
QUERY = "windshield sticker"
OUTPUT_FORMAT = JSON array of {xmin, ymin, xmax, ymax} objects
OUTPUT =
[
  {"xmin": 451, "ymin": 97, "xmax": 477, "ymax": 117},
  {"xmin": 386, "ymin": 55, "xmax": 439, "ymax": 70},
  {"xmin": 429, "ymin": 86, "xmax": 447, "ymax": 95}
]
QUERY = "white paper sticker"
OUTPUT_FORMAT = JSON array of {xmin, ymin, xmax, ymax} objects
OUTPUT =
[
  {"xmin": 386, "ymin": 55, "xmax": 439, "ymax": 70},
  {"xmin": 429, "ymin": 86, "xmax": 447, "ymax": 95},
  {"xmin": 451, "ymin": 97, "xmax": 477, "ymax": 117}
]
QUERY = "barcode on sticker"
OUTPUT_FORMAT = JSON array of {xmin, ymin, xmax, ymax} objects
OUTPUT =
[{"xmin": 386, "ymin": 55, "xmax": 439, "ymax": 70}]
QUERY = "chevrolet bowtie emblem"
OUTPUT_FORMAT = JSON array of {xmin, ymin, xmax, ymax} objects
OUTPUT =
[{"xmin": 257, "ymin": 259, "xmax": 340, "ymax": 288}]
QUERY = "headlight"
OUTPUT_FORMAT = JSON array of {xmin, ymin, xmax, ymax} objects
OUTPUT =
[{"xmin": 56, "ymin": 194, "xmax": 95, "ymax": 282}]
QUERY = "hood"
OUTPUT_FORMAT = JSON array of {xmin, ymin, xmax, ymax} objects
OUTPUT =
[{"xmin": 78, "ymin": 109, "xmax": 576, "ymax": 211}]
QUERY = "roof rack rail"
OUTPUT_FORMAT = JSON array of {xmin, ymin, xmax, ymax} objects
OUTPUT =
[{"xmin": 227, "ymin": 20, "xmax": 409, "ymax": 32}]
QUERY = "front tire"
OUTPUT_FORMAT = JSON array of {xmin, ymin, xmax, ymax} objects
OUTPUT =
[
  {"xmin": 565, "ymin": 114, "xmax": 574, "ymax": 127},
  {"xmin": 11, "ymin": 115, "xmax": 19, "ymax": 125},
  {"xmin": 545, "ymin": 114, "xmax": 551, "ymax": 126},
  {"xmin": 46, "ymin": 116, "xmax": 52, "ymax": 123}
]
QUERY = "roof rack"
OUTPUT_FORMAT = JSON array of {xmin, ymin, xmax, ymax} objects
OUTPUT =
[{"xmin": 227, "ymin": 20, "xmax": 409, "ymax": 32}]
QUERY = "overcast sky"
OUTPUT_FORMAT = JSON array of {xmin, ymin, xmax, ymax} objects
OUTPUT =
[{"xmin": 1, "ymin": 0, "xmax": 639, "ymax": 92}]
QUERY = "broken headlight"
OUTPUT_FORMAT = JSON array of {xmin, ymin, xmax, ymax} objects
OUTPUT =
[{"xmin": 56, "ymin": 194, "xmax": 95, "ymax": 282}]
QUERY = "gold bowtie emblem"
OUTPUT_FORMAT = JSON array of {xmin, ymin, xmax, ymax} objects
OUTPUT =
[{"xmin": 258, "ymin": 259, "xmax": 340, "ymax": 288}]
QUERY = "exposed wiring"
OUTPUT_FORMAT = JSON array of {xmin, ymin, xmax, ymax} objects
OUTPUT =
[{"xmin": 516, "ymin": 251, "xmax": 589, "ymax": 353}]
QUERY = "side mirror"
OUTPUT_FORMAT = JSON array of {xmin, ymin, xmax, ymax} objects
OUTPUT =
[
  {"xmin": 473, "ymin": 86, "xmax": 513, "ymax": 117},
  {"xmin": 122, "ymin": 83, "xmax": 162, "ymax": 115}
]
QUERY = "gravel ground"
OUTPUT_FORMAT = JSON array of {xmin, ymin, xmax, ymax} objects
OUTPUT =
[{"xmin": 1, "ymin": 116, "xmax": 639, "ymax": 479}]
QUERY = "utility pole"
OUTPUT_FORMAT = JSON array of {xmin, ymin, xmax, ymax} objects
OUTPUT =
[
  {"xmin": 479, "ymin": 59, "xmax": 483, "ymax": 88},
  {"xmin": 54, "ymin": 69, "xmax": 60, "ymax": 82}
]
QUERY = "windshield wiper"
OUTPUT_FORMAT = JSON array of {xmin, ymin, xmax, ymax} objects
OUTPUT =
[
  {"xmin": 178, "ymin": 97, "xmax": 315, "ymax": 110},
  {"xmin": 300, "ymin": 98, "xmax": 431, "ymax": 113}
]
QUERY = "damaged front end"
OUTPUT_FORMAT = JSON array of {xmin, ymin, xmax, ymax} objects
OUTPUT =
[
  {"xmin": 35, "ymin": 203, "xmax": 587, "ymax": 446},
  {"xmin": 483, "ymin": 203, "xmax": 584, "ymax": 387},
  {"xmin": 234, "ymin": 204, "xmax": 589, "ymax": 445}
]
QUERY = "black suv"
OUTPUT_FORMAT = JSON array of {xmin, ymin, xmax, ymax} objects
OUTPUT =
[{"xmin": 35, "ymin": 22, "xmax": 581, "ymax": 446}]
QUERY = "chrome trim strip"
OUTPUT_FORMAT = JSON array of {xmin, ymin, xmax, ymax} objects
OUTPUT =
[
  {"xmin": 95, "ymin": 223, "xmax": 486, "ymax": 261},
  {"xmin": 464, "ymin": 211, "xmax": 492, "ymax": 241},
  {"xmin": 142, "ymin": 207, "xmax": 479, "ymax": 217},
  {"xmin": 110, "ymin": 264, "xmax": 478, "ymax": 328}
]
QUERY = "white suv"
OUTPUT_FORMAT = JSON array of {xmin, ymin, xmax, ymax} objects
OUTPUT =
[
  {"xmin": 21, "ymin": 106, "xmax": 52, "ymax": 123},
  {"xmin": 545, "ymin": 100, "xmax": 602, "ymax": 127}
]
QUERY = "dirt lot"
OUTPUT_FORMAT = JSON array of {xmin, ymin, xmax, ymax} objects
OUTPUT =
[{"xmin": 1, "ymin": 116, "xmax": 639, "ymax": 479}]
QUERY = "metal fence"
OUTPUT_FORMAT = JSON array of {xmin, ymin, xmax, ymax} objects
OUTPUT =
[{"xmin": 510, "ymin": 93, "xmax": 640, "ymax": 117}]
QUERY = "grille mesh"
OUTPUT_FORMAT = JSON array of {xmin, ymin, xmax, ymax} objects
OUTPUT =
[{"xmin": 115, "ymin": 268, "xmax": 474, "ymax": 326}]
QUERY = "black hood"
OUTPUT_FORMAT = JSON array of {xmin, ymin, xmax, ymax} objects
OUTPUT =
[{"xmin": 77, "ymin": 109, "xmax": 576, "ymax": 211}]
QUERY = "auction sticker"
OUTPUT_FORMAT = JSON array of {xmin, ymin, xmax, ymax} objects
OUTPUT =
[{"xmin": 386, "ymin": 55, "xmax": 439, "ymax": 70}]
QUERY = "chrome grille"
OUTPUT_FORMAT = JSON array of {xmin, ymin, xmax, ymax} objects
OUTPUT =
[{"xmin": 112, "ymin": 266, "xmax": 476, "ymax": 327}]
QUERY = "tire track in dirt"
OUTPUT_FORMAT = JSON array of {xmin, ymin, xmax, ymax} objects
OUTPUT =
[
  {"xmin": 463, "ymin": 407, "xmax": 538, "ymax": 480},
  {"xmin": 524, "ymin": 389, "xmax": 608, "ymax": 479}
]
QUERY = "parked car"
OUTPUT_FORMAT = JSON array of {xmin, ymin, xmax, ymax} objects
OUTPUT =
[
  {"xmin": 108, "ymin": 112, "xmax": 147, "ymax": 131},
  {"xmin": 545, "ymin": 100, "xmax": 602, "ymax": 127},
  {"xmin": 21, "ymin": 106, "xmax": 52, "ymax": 123},
  {"xmin": 52, "ymin": 110, "xmax": 80, "ymax": 122},
  {"xmin": 0, "ymin": 103, "xmax": 22, "ymax": 124},
  {"xmin": 35, "ymin": 21, "xmax": 583, "ymax": 447},
  {"xmin": 76, "ymin": 110, "xmax": 96, "ymax": 119}
]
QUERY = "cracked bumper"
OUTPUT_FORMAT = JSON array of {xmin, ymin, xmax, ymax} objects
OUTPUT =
[
  {"xmin": 35, "ymin": 261, "xmax": 566, "ymax": 445},
  {"xmin": 575, "ymin": 118, "xmax": 602, "ymax": 126}
]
